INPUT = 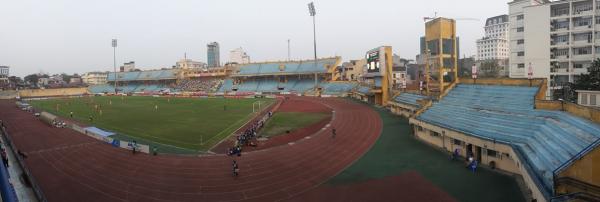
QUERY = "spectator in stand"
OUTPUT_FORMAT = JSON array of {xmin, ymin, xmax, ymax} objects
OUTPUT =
[{"xmin": 1, "ymin": 148, "xmax": 8, "ymax": 168}]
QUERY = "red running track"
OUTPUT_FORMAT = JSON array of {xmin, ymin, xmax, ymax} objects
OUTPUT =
[{"xmin": 0, "ymin": 97, "xmax": 382, "ymax": 202}]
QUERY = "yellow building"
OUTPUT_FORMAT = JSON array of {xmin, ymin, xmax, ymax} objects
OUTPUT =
[{"xmin": 424, "ymin": 17, "xmax": 459, "ymax": 97}]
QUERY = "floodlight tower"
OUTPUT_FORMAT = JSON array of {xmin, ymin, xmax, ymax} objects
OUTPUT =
[
  {"xmin": 308, "ymin": 2, "xmax": 318, "ymax": 90},
  {"xmin": 112, "ymin": 39, "xmax": 118, "ymax": 94}
]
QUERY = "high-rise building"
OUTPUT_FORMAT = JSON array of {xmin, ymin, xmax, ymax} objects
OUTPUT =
[
  {"xmin": 508, "ymin": 0, "xmax": 598, "ymax": 98},
  {"xmin": 476, "ymin": 15, "xmax": 510, "ymax": 77},
  {"xmin": 207, "ymin": 42, "xmax": 220, "ymax": 68},
  {"xmin": 477, "ymin": 15, "xmax": 510, "ymax": 61},
  {"xmin": 229, "ymin": 47, "xmax": 251, "ymax": 64}
]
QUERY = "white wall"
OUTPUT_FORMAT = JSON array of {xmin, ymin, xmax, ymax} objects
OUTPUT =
[{"xmin": 523, "ymin": 4, "xmax": 551, "ymax": 79}]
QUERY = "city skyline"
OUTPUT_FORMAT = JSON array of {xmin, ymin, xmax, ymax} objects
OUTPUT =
[{"xmin": 0, "ymin": 0, "xmax": 507, "ymax": 77}]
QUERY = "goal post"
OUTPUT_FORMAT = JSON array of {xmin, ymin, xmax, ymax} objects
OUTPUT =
[{"xmin": 252, "ymin": 101, "xmax": 262, "ymax": 113}]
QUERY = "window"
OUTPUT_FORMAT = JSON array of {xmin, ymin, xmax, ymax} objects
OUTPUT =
[
  {"xmin": 453, "ymin": 139, "xmax": 462, "ymax": 145},
  {"xmin": 591, "ymin": 94, "xmax": 597, "ymax": 106},
  {"xmin": 518, "ymin": 63, "xmax": 525, "ymax": 68},
  {"xmin": 517, "ymin": 39, "xmax": 524, "ymax": 45},
  {"xmin": 582, "ymin": 94, "xmax": 589, "ymax": 105},
  {"xmin": 517, "ymin": 14, "xmax": 524, "ymax": 20},
  {"xmin": 517, "ymin": 27, "xmax": 524, "ymax": 32},
  {"xmin": 487, "ymin": 149, "xmax": 498, "ymax": 157},
  {"xmin": 430, "ymin": 131, "xmax": 440, "ymax": 137},
  {"xmin": 517, "ymin": 52, "xmax": 525, "ymax": 56},
  {"xmin": 417, "ymin": 126, "xmax": 424, "ymax": 132}
]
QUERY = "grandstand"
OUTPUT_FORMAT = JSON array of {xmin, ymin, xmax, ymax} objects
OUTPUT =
[
  {"xmin": 87, "ymin": 58, "xmax": 357, "ymax": 96},
  {"xmin": 89, "ymin": 69, "xmax": 179, "ymax": 94},
  {"xmin": 219, "ymin": 57, "xmax": 357, "ymax": 95},
  {"xmin": 387, "ymin": 93, "xmax": 429, "ymax": 117},
  {"xmin": 410, "ymin": 84, "xmax": 600, "ymax": 201}
]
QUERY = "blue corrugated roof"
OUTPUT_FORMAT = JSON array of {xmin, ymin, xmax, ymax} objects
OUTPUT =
[
  {"xmin": 417, "ymin": 84, "xmax": 600, "ymax": 195},
  {"xmin": 393, "ymin": 93, "xmax": 428, "ymax": 107},
  {"xmin": 236, "ymin": 58, "xmax": 338, "ymax": 75}
]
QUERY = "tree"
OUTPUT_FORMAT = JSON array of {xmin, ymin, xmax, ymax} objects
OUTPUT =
[
  {"xmin": 554, "ymin": 58, "xmax": 600, "ymax": 101},
  {"xmin": 480, "ymin": 61, "xmax": 500, "ymax": 78},
  {"xmin": 572, "ymin": 59, "xmax": 600, "ymax": 91},
  {"xmin": 61, "ymin": 73, "xmax": 72, "ymax": 83},
  {"xmin": 24, "ymin": 74, "xmax": 39, "ymax": 86}
]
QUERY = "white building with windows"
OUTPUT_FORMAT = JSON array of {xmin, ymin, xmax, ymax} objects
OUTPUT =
[
  {"xmin": 477, "ymin": 15, "xmax": 510, "ymax": 76},
  {"xmin": 176, "ymin": 59, "xmax": 206, "ymax": 69},
  {"xmin": 229, "ymin": 47, "xmax": 250, "ymax": 64},
  {"xmin": 577, "ymin": 90, "xmax": 600, "ymax": 107},
  {"xmin": 82, "ymin": 72, "xmax": 108, "ymax": 85},
  {"xmin": 509, "ymin": 0, "xmax": 600, "ymax": 98},
  {"xmin": 477, "ymin": 15, "xmax": 510, "ymax": 61}
]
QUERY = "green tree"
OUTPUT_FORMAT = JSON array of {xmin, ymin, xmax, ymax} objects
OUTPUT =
[
  {"xmin": 555, "ymin": 59, "xmax": 600, "ymax": 101},
  {"xmin": 480, "ymin": 61, "xmax": 500, "ymax": 78},
  {"xmin": 572, "ymin": 58, "xmax": 600, "ymax": 91},
  {"xmin": 24, "ymin": 74, "xmax": 39, "ymax": 86}
]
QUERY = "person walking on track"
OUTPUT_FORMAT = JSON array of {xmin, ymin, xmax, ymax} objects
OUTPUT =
[
  {"xmin": 331, "ymin": 128, "xmax": 337, "ymax": 139},
  {"xmin": 232, "ymin": 160, "xmax": 239, "ymax": 177}
]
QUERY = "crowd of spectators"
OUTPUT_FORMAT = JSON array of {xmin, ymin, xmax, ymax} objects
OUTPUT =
[
  {"xmin": 227, "ymin": 111, "xmax": 273, "ymax": 156},
  {"xmin": 177, "ymin": 78, "xmax": 222, "ymax": 92}
]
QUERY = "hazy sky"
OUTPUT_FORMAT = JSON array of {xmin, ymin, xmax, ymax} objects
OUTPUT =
[{"xmin": 0, "ymin": 0, "xmax": 507, "ymax": 77}]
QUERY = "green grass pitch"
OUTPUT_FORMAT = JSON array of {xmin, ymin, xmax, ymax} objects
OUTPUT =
[{"xmin": 29, "ymin": 96, "xmax": 274, "ymax": 152}]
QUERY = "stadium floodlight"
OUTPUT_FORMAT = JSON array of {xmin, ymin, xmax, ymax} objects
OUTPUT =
[
  {"xmin": 308, "ymin": 2, "xmax": 316, "ymax": 16},
  {"xmin": 308, "ymin": 2, "xmax": 318, "ymax": 90},
  {"xmin": 112, "ymin": 39, "xmax": 118, "ymax": 94}
]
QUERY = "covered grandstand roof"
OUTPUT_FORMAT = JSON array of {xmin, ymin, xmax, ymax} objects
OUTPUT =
[
  {"xmin": 392, "ymin": 93, "xmax": 428, "ymax": 107},
  {"xmin": 107, "ymin": 69, "xmax": 179, "ymax": 82},
  {"xmin": 233, "ymin": 57, "xmax": 340, "ymax": 77},
  {"xmin": 416, "ymin": 84, "xmax": 600, "ymax": 198}
]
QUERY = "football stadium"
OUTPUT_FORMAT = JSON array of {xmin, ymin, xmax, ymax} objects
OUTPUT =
[
  {"xmin": 1, "ymin": 45, "xmax": 599, "ymax": 202},
  {"xmin": 1, "ymin": 3, "xmax": 600, "ymax": 202}
]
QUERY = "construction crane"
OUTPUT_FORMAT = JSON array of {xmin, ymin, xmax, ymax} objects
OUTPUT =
[{"xmin": 423, "ymin": 12, "xmax": 480, "ymax": 22}]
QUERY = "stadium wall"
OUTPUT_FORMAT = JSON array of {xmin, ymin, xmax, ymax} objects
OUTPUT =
[
  {"xmin": 535, "ymin": 100, "xmax": 600, "ymax": 124},
  {"xmin": 18, "ymin": 88, "xmax": 88, "ymax": 98},
  {"xmin": 0, "ymin": 90, "xmax": 17, "ymax": 100},
  {"xmin": 458, "ymin": 77, "xmax": 545, "ymax": 87},
  {"xmin": 410, "ymin": 118, "xmax": 547, "ymax": 201},
  {"xmin": 387, "ymin": 102, "xmax": 418, "ymax": 118},
  {"xmin": 555, "ymin": 142, "xmax": 600, "ymax": 198}
]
